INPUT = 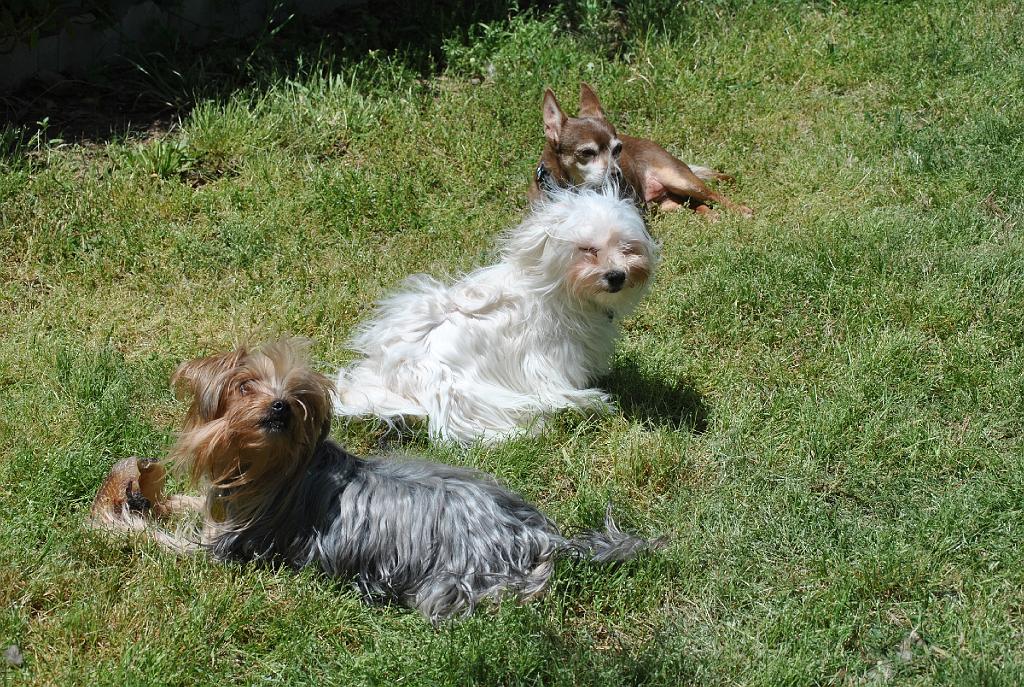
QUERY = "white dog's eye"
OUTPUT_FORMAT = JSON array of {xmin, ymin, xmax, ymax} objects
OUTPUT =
[{"xmin": 578, "ymin": 246, "xmax": 599, "ymax": 256}]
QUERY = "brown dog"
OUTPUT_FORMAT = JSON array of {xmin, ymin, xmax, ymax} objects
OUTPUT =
[{"xmin": 529, "ymin": 83, "xmax": 752, "ymax": 219}]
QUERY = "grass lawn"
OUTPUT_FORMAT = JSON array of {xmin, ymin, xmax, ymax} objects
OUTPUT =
[{"xmin": 2, "ymin": 0, "xmax": 1023, "ymax": 683}]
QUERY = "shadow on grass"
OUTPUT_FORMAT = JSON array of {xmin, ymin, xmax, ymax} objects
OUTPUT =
[
  {"xmin": 289, "ymin": 572, "xmax": 695, "ymax": 685},
  {"xmin": 1, "ymin": 0, "xmax": 529, "ymax": 143},
  {"xmin": 603, "ymin": 359, "xmax": 709, "ymax": 434},
  {"xmin": 434, "ymin": 603, "xmax": 694, "ymax": 686}
]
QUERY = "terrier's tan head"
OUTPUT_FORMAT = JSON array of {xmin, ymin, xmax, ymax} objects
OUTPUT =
[{"xmin": 169, "ymin": 339, "xmax": 333, "ymax": 507}]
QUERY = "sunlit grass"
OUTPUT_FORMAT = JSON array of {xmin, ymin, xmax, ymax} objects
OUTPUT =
[{"xmin": 1, "ymin": 0, "xmax": 1022, "ymax": 684}]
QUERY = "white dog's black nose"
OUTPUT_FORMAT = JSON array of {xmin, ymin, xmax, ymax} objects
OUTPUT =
[{"xmin": 604, "ymin": 270, "xmax": 626, "ymax": 292}]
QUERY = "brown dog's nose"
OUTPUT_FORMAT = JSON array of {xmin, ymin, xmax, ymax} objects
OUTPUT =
[{"xmin": 270, "ymin": 399, "xmax": 289, "ymax": 416}]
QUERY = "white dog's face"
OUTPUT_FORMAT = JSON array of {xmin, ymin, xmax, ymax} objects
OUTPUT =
[
  {"xmin": 563, "ymin": 230, "xmax": 652, "ymax": 306},
  {"xmin": 504, "ymin": 186, "xmax": 658, "ymax": 315}
]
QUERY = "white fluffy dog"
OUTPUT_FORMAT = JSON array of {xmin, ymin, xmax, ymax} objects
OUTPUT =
[{"xmin": 335, "ymin": 185, "xmax": 659, "ymax": 444}]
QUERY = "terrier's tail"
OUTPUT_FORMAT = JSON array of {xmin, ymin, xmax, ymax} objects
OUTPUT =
[{"xmin": 563, "ymin": 504, "xmax": 667, "ymax": 563}]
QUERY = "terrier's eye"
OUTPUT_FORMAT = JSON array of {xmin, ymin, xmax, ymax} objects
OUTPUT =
[
  {"xmin": 239, "ymin": 381, "xmax": 251, "ymax": 395},
  {"xmin": 578, "ymin": 246, "xmax": 599, "ymax": 256},
  {"xmin": 576, "ymin": 149, "xmax": 596, "ymax": 161},
  {"xmin": 612, "ymin": 142, "xmax": 623, "ymax": 157}
]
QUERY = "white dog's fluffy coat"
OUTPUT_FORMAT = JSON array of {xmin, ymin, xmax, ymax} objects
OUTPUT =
[{"xmin": 335, "ymin": 185, "xmax": 659, "ymax": 444}]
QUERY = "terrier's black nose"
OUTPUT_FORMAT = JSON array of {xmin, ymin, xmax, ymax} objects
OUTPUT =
[
  {"xmin": 270, "ymin": 399, "xmax": 289, "ymax": 416},
  {"xmin": 604, "ymin": 270, "xmax": 626, "ymax": 292}
]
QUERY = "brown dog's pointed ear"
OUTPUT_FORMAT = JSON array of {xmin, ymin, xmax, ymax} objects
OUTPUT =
[
  {"xmin": 542, "ymin": 88, "xmax": 567, "ymax": 145},
  {"xmin": 171, "ymin": 348, "xmax": 246, "ymax": 420},
  {"xmin": 578, "ymin": 82, "xmax": 606, "ymax": 120}
]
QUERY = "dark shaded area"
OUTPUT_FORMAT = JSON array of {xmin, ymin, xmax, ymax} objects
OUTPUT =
[
  {"xmin": 0, "ymin": 0, "xmax": 697, "ymax": 152},
  {"xmin": 1, "ymin": 0, "xmax": 538, "ymax": 144},
  {"xmin": 603, "ymin": 359, "xmax": 709, "ymax": 433}
]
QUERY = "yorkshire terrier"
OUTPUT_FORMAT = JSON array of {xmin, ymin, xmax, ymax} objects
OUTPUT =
[
  {"xmin": 335, "ymin": 184, "xmax": 659, "ymax": 445},
  {"xmin": 90, "ymin": 339, "xmax": 664, "ymax": 622}
]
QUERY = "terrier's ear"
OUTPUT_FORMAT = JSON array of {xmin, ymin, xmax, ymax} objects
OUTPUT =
[
  {"xmin": 311, "ymin": 370, "xmax": 335, "ymax": 445},
  {"xmin": 578, "ymin": 82, "xmax": 607, "ymax": 120},
  {"xmin": 318, "ymin": 415, "xmax": 332, "ymax": 445},
  {"xmin": 542, "ymin": 88, "xmax": 568, "ymax": 145},
  {"xmin": 171, "ymin": 348, "xmax": 246, "ymax": 420}
]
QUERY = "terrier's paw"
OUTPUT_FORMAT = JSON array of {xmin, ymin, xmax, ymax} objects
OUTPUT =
[{"xmin": 89, "ymin": 457, "xmax": 168, "ymax": 528}]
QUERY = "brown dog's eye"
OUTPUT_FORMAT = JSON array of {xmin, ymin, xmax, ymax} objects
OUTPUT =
[
  {"xmin": 576, "ymin": 149, "xmax": 596, "ymax": 161},
  {"xmin": 239, "ymin": 381, "xmax": 251, "ymax": 395},
  {"xmin": 611, "ymin": 142, "xmax": 622, "ymax": 157}
]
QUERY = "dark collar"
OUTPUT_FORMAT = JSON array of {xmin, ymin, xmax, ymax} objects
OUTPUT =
[{"xmin": 535, "ymin": 161, "xmax": 561, "ymax": 194}]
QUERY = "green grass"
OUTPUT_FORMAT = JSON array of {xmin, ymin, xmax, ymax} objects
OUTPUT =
[{"xmin": 2, "ymin": 0, "xmax": 1023, "ymax": 683}]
